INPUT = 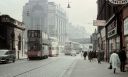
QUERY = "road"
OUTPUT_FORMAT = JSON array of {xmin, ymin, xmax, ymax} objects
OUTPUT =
[
  {"xmin": 0, "ymin": 54, "xmax": 127, "ymax": 77},
  {"xmin": 0, "ymin": 54, "xmax": 77, "ymax": 77}
]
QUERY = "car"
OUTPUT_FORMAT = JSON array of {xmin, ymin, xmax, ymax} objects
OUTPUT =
[
  {"xmin": 70, "ymin": 50, "xmax": 76, "ymax": 56},
  {"xmin": 0, "ymin": 50, "xmax": 16, "ymax": 63}
]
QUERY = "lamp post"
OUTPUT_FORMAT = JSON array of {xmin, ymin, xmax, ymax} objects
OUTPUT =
[{"xmin": 67, "ymin": 0, "xmax": 71, "ymax": 8}]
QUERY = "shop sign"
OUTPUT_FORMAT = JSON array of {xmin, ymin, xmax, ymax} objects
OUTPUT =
[
  {"xmin": 109, "ymin": 0, "xmax": 128, "ymax": 4},
  {"xmin": 93, "ymin": 20, "xmax": 106, "ymax": 26},
  {"xmin": 107, "ymin": 20, "xmax": 117, "ymax": 38},
  {"xmin": 108, "ymin": 27, "xmax": 117, "ymax": 38},
  {"xmin": 101, "ymin": 28, "xmax": 106, "ymax": 38},
  {"xmin": 124, "ymin": 18, "xmax": 128, "ymax": 35}
]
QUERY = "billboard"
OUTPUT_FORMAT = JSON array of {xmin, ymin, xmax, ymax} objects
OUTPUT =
[
  {"xmin": 93, "ymin": 20, "xmax": 106, "ymax": 26},
  {"xmin": 109, "ymin": 0, "xmax": 128, "ymax": 4}
]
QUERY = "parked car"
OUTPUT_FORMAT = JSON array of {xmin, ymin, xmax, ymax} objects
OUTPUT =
[
  {"xmin": 70, "ymin": 50, "xmax": 76, "ymax": 56},
  {"xmin": 0, "ymin": 50, "xmax": 16, "ymax": 63}
]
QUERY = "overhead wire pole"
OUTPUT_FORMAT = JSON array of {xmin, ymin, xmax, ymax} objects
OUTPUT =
[{"xmin": 65, "ymin": 0, "xmax": 71, "ymax": 42}]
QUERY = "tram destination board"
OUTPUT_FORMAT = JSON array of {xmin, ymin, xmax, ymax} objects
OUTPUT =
[
  {"xmin": 27, "ymin": 30, "xmax": 41, "ymax": 38},
  {"xmin": 27, "ymin": 30, "xmax": 41, "ymax": 42}
]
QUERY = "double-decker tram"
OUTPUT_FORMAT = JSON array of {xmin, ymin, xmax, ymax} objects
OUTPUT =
[
  {"xmin": 27, "ymin": 30, "xmax": 49, "ymax": 60},
  {"xmin": 49, "ymin": 37, "xmax": 59, "ymax": 57}
]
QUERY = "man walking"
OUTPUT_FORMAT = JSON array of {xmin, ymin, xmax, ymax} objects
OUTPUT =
[
  {"xmin": 83, "ymin": 51, "xmax": 87, "ymax": 60},
  {"xmin": 97, "ymin": 51, "xmax": 102, "ymax": 64},
  {"xmin": 118, "ymin": 47, "xmax": 127, "ymax": 72}
]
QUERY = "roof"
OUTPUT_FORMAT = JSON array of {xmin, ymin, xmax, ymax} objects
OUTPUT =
[{"xmin": 0, "ymin": 15, "xmax": 25, "ymax": 30}]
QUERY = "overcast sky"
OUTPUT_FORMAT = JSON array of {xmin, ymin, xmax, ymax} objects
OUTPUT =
[{"xmin": 0, "ymin": 0, "xmax": 97, "ymax": 36}]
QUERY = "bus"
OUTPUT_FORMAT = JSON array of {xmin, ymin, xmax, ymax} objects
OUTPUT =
[{"xmin": 27, "ymin": 30, "xmax": 49, "ymax": 60}]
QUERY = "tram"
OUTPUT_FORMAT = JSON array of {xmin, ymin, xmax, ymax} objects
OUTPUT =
[
  {"xmin": 64, "ymin": 41, "xmax": 81, "ymax": 55},
  {"xmin": 27, "ymin": 30, "xmax": 49, "ymax": 60},
  {"xmin": 49, "ymin": 37, "xmax": 59, "ymax": 57}
]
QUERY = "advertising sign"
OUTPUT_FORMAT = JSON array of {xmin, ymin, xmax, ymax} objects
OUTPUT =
[
  {"xmin": 109, "ymin": 0, "xmax": 128, "ymax": 4},
  {"xmin": 124, "ymin": 18, "xmax": 128, "ymax": 35},
  {"xmin": 101, "ymin": 28, "xmax": 106, "ymax": 38},
  {"xmin": 93, "ymin": 20, "xmax": 106, "ymax": 26},
  {"xmin": 107, "ymin": 20, "xmax": 117, "ymax": 38}
]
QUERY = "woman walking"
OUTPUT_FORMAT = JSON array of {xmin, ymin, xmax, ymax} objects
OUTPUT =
[{"xmin": 110, "ymin": 50, "xmax": 120, "ymax": 74}]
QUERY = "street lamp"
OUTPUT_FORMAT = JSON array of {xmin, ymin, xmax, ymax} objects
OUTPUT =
[
  {"xmin": 67, "ymin": 3, "xmax": 71, "ymax": 8},
  {"xmin": 67, "ymin": 0, "xmax": 71, "ymax": 8}
]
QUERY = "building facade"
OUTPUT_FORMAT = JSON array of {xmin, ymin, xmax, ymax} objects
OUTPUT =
[
  {"xmin": 48, "ymin": 2, "xmax": 67, "ymax": 45},
  {"xmin": 96, "ymin": 0, "xmax": 120, "ymax": 61},
  {"xmin": 122, "ymin": 4, "xmax": 128, "ymax": 62},
  {"xmin": 23, "ymin": 0, "xmax": 67, "ymax": 46},
  {"xmin": 90, "ymin": 30, "xmax": 98, "ymax": 51},
  {"xmin": 0, "ymin": 15, "xmax": 25, "ymax": 59},
  {"xmin": 23, "ymin": 0, "xmax": 48, "ymax": 51},
  {"xmin": 23, "ymin": 0, "xmax": 48, "ymax": 31}
]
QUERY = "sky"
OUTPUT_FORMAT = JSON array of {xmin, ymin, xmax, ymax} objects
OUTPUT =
[
  {"xmin": 0, "ymin": 0, "xmax": 97, "ymax": 36},
  {"xmin": 50, "ymin": 0, "xmax": 97, "ymax": 35}
]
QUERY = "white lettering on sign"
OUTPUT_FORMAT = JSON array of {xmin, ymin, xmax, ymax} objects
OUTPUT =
[
  {"xmin": 93, "ymin": 20, "xmax": 106, "ymax": 26},
  {"xmin": 109, "ymin": 0, "xmax": 128, "ymax": 4}
]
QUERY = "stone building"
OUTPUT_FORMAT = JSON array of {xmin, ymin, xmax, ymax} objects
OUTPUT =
[
  {"xmin": 0, "ymin": 15, "xmax": 25, "ymax": 59},
  {"xmin": 48, "ymin": 2, "xmax": 67, "ymax": 45},
  {"xmin": 23, "ymin": 0, "xmax": 48, "ymax": 51}
]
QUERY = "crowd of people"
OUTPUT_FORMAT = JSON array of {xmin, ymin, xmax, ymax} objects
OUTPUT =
[
  {"xmin": 82, "ymin": 47, "xmax": 127, "ymax": 74},
  {"xmin": 82, "ymin": 50, "xmax": 104, "ymax": 62}
]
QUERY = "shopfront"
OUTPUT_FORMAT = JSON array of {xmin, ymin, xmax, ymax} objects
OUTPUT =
[
  {"xmin": 124, "ymin": 17, "xmax": 128, "ymax": 46},
  {"xmin": 106, "ymin": 17, "xmax": 120, "ymax": 60},
  {"xmin": 123, "ymin": 6, "xmax": 128, "ymax": 60},
  {"xmin": 124, "ymin": 17, "xmax": 128, "ymax": 60}
]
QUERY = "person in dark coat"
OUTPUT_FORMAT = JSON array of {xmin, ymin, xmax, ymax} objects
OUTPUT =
[
  {"xmin": 88, "ymin": 51, "xmax": 92, "ymax": 62},
  {"xmin": 118, "ymin": 47, "xmax": 127, "ymax": 72},
  {"xmin": 83, "ymin": 51, "xmax": 87, "ymax": 60},
  {"xmin": 97, "ymin": 51, "xmax": 103, "ymax": 64}
]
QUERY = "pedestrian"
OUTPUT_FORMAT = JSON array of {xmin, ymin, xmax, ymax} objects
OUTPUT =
[
  {"xmin": 83, "ymin": 51, "xmax": 87, "ymax": 60},
  {"xmin": 88, "ymin": 51, "xmax": 92, "ymax": 62},
  {"xmin": 97, "ymin": 51, "xmax": 102, "ymax": 64},
  {"xmin": 118, "ymin": 47, "xmax": 127, "ymax": 72},
  {"xmin": 81, "ymin": 51, "xmax": 83, "ymax": 57},
  {"xmin": 110, "ymin": 50, "xmax": 120, "ymax": 74}
]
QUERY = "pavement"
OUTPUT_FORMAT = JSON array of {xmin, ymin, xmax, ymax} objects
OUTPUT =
[
  {"xmin": 16, "ymin": 53, "xmax": 27, "ymax": 60},
  {"xmin": 66, "ymin": 57, "xmax": 128, "ymax": 77}
]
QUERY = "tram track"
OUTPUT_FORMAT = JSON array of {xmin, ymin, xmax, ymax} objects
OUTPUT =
[
  {"xmin": 0, "ymin": 59, "xmax": 41, "ymax": 70},
  {"xmin": 12, "ymin": 58, "xmax": 60, "ymax": 77}
]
